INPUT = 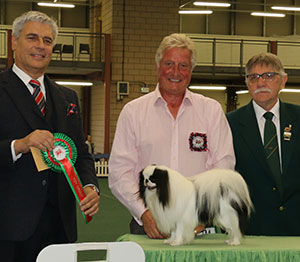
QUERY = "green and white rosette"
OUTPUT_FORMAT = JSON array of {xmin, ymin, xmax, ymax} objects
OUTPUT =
[{"xmin": 41, "ymin": 132, "xmax": 92, "ymax": 223}]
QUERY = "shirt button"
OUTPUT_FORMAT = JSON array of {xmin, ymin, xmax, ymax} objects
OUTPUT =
[
  {"xmin": 279, "ymin": 206, "xmax": 285, "ymax": 211},
  {"xmin": 272, "ymin": 187, "xmax": 277, "ymax": 191},
  {"xmin": 42, "ymin": 180, "xmax": 47, "ymax": 186}
]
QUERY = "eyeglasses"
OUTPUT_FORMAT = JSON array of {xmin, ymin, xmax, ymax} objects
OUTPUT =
[{"xmin": 245, "ymin": 72, "xmax": 280, "ymax": 83}]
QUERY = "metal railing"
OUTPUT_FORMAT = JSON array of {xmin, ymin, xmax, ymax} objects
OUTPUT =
[
  {"xmin": 0, "ymin": 29, "xmax": 105, "ymax": 63},
  {"xmin": 189, "ymin": 35, "xmax": 300, "ymax": 70}
]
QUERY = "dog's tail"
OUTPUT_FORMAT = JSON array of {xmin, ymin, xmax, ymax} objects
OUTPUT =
[{"xmin": 194, "ymin": 169, "xmax": 253, "ymax": 235}]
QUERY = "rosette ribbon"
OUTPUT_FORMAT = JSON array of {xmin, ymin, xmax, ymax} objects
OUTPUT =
[{"xmin": 41, "ymin": 133, "xmax": 92, "ymax": 223}]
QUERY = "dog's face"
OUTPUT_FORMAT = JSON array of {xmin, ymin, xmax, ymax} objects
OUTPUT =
[{"xmin": 139, "ymin": 165, "xmax": 170, "ymax": 208}]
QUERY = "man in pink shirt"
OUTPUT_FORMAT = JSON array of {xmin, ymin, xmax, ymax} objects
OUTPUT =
[{"xmin": 108, "ymin": 33, "xmax": 235, "ymax": 239}]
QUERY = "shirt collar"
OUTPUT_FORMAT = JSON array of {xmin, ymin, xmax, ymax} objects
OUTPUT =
[
  {"xmin": 252, "ymin": 99, "xmax": 280, "ymax": 121},
  {"xmin": 12, "ymin": 64, "xmax": 45, "ymax": 88},
  {"xmin": 153, "ymin": 84, "xmax": 192, "ymax": 106}
]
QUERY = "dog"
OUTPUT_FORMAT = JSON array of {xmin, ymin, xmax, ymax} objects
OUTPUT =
[{"xmin": 139, "ymin": 165, "xmax": 253, "ymax": 246}]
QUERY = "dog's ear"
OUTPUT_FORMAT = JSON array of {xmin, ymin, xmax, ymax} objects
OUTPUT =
[
  {"xmin": 138, "ymin": 169, "xmax": 147, "ymax": 206},
  {"xmin": 153, "ymin": 168, "xmax": 169, "ymax": 209}
]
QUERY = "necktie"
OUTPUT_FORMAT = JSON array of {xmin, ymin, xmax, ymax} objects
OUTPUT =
[
  {"xmin": 263, "ymin": 112, "xmax": 282, "ymax": 194},
  {"xmin": 30, "ymin": 79, "xmax": 46, "ymax": 115}
]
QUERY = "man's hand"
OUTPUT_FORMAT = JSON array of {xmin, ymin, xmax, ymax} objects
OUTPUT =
[
  {"xmin": 80, "ymin": 186, "xmax": 100, "ymax": 216},
  {"xmin": 141, "ymin": 210, "xmax": 167, "ymax": 239},
  {"xmin": 14, "ymin": 129, "xmax": 55, "ymax": 155},
  {"xmin": 194, "ymin": 224, "xmax": 206, "ymax": 235}
]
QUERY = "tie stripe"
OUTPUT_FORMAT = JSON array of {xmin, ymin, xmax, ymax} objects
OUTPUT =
[{"xmin": 30, "ymin": 79, "xmax": 46, "ymax": 115}]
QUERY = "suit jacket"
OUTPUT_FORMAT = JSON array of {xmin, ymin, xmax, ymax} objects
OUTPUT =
[
  {"xmin": 227, "ymin": 100, "xmax": 300, "ymax": 236},
  {"xmin": 0, "ymin": 67, "xmax": 98, "ymax": 242}
]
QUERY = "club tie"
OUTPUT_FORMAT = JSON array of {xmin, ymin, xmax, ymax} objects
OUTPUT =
[
  {"xmin": 263, "ymin": 112, "xmax": 282, "ymax": 194},
  {"xmin": 30, "ymin": 79, "xmax": 46, "ymax": 116}
]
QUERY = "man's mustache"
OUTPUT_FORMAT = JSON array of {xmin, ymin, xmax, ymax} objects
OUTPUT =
[{"xmin": 254, "ymin": 88, "xmax": 271, "ymax": 94}]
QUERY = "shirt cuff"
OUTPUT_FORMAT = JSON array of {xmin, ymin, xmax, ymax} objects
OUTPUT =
[
  {"xmin": 84, "ymin": 184, "xmax": 100, "ymax": 194},
  {"xmin": 11, "ymin": 140, "xmax": 22, "ymax": 162}
]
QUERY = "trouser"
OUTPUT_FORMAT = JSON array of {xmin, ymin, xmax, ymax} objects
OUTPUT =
[
  {"xmin": 129, "ymin": 217, "xmax": 146, "ymax": 235},
  {"xmin": 0, "ymin": 202, "xmax": 68, "ymax": 262}
]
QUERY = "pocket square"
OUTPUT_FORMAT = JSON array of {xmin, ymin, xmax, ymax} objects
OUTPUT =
[{"xmin": 67, "ymin": 103, "xmax": 78, "ymax": 115}]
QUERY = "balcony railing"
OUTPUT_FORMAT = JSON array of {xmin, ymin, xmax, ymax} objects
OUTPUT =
[
  {"xmin": 0, "ymin": 29, "xmax": 106, "ymax": 63},
  {"xmin": 189, "ymin": 35, "xmax": 300, "ymax": 70}
]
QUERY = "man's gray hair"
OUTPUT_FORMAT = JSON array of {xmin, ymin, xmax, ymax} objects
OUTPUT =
[
  {"xmin": 245, "ymin": 53, "xmax": 286, "ymax": 76},
  {"xmin": 155, "ymin": 33, "xmax": 196, "ymax": 69},
  {"xmin": 12, "ymin": 11, "xmax": 58, "ymax": 45}
]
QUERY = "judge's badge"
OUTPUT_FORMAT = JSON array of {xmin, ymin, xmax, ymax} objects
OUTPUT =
[{"xmin": 283, "ymin": 125, "xmax": 292, "ymax": 141}]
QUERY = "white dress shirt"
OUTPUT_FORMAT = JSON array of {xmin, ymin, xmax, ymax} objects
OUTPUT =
[{"xmin": 108, "ymin": 85, "xmax": 235, "ymax": 224}]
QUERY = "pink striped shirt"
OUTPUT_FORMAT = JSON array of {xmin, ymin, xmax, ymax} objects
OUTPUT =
[{"xmin": 108, "ymin": 86, "xmax": 235, "ymax": 223}]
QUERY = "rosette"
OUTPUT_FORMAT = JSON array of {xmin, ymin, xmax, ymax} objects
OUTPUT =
[{"xmin": 41, "ymin": 132, "xmax": 92, "ymax": 223}]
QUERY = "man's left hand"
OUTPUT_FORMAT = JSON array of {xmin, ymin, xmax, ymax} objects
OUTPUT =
[{"xmin": 80, "ymin": 186, "xmax": 100, "ymax": 216}]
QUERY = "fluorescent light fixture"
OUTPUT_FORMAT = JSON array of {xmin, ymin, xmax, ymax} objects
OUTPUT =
[
  {"xmin": 55, "ymin": 81, "xmax": 93, "ymax": 86},
  {"xmin": 251, "ymin": 12, "xmax": 285, "ymax": 17},
  {"xmin": 189, "ymin": 85, "xmax": 226, "ymax": 90},
  {"xmin": 281, "ymin": 88, "xmax": 300, "ymax": 93},
  {"xmin": 236, "ymin": 90, "xmax": 249, "ymax": 94},
  {"xmin": 236, "ymin": 89, "xmax": 300, "ymax": 94},
  {"xmin": 179, "ymin": 10, "xmax": 213, "ymax": 14},
  {"xmin": 38, "ymin": 2, "xmax": 75, "ymax": 8},
  {"xmin": 193, "ymin": 1, "xmax": 231, "ymax": 7},
  {"xmin": 272, "ymin": 6, "xmax": 300, "ymax": 12}
]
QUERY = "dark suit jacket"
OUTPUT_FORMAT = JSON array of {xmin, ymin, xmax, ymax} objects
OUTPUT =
[
  {"xmin": 227, "ymin": 100, "xmax": 300, "ymax": 235},
  {"xmin": 0, "ymin": 67, "xmax": 98, "ymax": 242}
]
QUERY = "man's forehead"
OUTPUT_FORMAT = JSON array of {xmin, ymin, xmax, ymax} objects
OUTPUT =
[{"xmin": 21, "ymin": 21, "xmax": 54, "ymax": 35}]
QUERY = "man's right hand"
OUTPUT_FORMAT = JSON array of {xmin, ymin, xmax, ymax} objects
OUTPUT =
[
  {"xmin": 141, "ymin": 210, "xmax": 167, "ymax": 239},
  {"xmin": 14, "ymin": 130, "xmax": 55, "ymax": 155}
]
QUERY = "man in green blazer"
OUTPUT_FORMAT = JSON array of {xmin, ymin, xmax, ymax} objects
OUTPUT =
[{"xmin": 227, "ymin": 53, "xmax": 300, "ymax": 236}]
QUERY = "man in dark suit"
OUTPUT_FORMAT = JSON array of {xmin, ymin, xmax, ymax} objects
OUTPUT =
[
  {"xmin": 0, "ymin": 11, "xmax": 100, "ymax": 261},
  {"xmin": 227, "ymin": 53, "xmax": 300, "ymax": 236}
]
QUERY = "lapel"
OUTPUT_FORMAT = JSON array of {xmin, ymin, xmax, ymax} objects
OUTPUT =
[
  {"xmin": 279, "ymin": 101, "xmax": 299, "ymax": 176},
  {"xmin": 2, "ymin": 68, "xmax": 49, "ymax": 130},
  {"xmin": 44, "ymin": 75, "xmax": 69, "ymax": 133},
  {"xmin": 238, "ymin": 102, "xmax": 271, "ymax": 175}
]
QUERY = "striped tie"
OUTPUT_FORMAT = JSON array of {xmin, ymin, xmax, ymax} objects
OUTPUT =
[
  {"xmin": 263, "ymin": 112, "xmax": 282, "ymax": 194},
  {"xmin": 30, "ymin": 79, "xmax": 46, "ymax": 116}
]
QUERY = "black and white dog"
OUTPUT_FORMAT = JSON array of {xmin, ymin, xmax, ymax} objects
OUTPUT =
[{"xmin": 139, "ymin": 165, "xmax": 253, "ymax": 246}]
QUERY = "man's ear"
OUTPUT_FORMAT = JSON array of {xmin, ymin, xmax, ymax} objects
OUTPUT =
[
  {"xmin": 12, "ymin": 36, "xmax": 17, "ymax": 51},
  {"xmin": 280, "ymin": 74, "xmax": 288, "ymax": 91}
]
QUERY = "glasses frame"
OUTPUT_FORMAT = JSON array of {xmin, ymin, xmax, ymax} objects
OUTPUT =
[{"xmin": 245, "ymin": 72, "xmax": 280, "ymax": 83}]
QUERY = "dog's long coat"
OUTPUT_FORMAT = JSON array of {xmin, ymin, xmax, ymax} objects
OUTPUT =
[{"xmin": 139, "ymin": 165, "xmax": 253, "ymax": 246}]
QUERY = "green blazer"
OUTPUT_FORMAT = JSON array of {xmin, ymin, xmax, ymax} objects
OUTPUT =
[{"xmin": 227, "ymin": 100, "xmax": 300, "ymax": 236}]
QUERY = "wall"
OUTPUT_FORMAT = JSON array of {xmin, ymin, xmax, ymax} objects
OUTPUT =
[{"xmin": 91, "ymin": 0, "xmax": 179, "ymax": 151}]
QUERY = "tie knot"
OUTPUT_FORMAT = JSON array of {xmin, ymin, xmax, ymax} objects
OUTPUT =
[
  {"xmin": 264, "ymin": 112, "xmax": 274, "ymax": 120},
  {"xmin": 29, "ymin": 79, "xmax": 41, "ymax": 89}
]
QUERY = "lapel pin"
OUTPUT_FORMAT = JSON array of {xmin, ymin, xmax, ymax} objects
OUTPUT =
[{"xmin": 283, "ymin": 124, "xmax": 292, "ymax": 141}]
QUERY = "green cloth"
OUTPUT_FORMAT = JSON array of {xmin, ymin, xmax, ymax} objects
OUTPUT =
[{"xmin": 117, "ymin": 233, "xmax": 300, "ymax": 262}]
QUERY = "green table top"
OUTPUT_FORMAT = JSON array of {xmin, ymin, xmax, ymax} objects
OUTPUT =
[{"xmin": 117, "ymin": 233, "xmax": 300, "ymax": 262}]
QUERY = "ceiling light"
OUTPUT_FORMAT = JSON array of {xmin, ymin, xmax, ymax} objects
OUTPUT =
[
  {"xmin": 55, "ymin": 81, "xmax": 93, "ymax": 86},
  {"xmin": 280, "ymin": 88, "xmax": 300, "ymax": 93},
  {"xmin": 179, "ymin": 10, "xmax": 213, "ymax": 14},
  {"xmin": 236, "ymin": 90, "xmax": 249, "ymax": 94},
  {"xmin": 193, "ymin": 1, "xmax": 231, "ymax": 7},
  {"xmin": 189, "ymin": 86, "xmax": 226, "ymax": 90},
  {"xmin": 251, "ymin": 12, "xmax": 285, "ymax": 17},
  {"xmin": 272, "ymin": 6, "xmax": 300, "ymax": 12},
  {"xmin": 38, "ymin": 2, "xmax": 75, "ymax": 8}
]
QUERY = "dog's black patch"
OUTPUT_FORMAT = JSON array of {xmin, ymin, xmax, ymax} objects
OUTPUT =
[
  {"xmin": 230, "ymin": 200, "xmax": 248, "ymax": 235},
  {"xmin": 150, "ymin": 168, "xmax": 170, "ymax": 209},
  {"xmin": 197, "ymin": 193, "xmax": 214, "ymax": 225}
]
